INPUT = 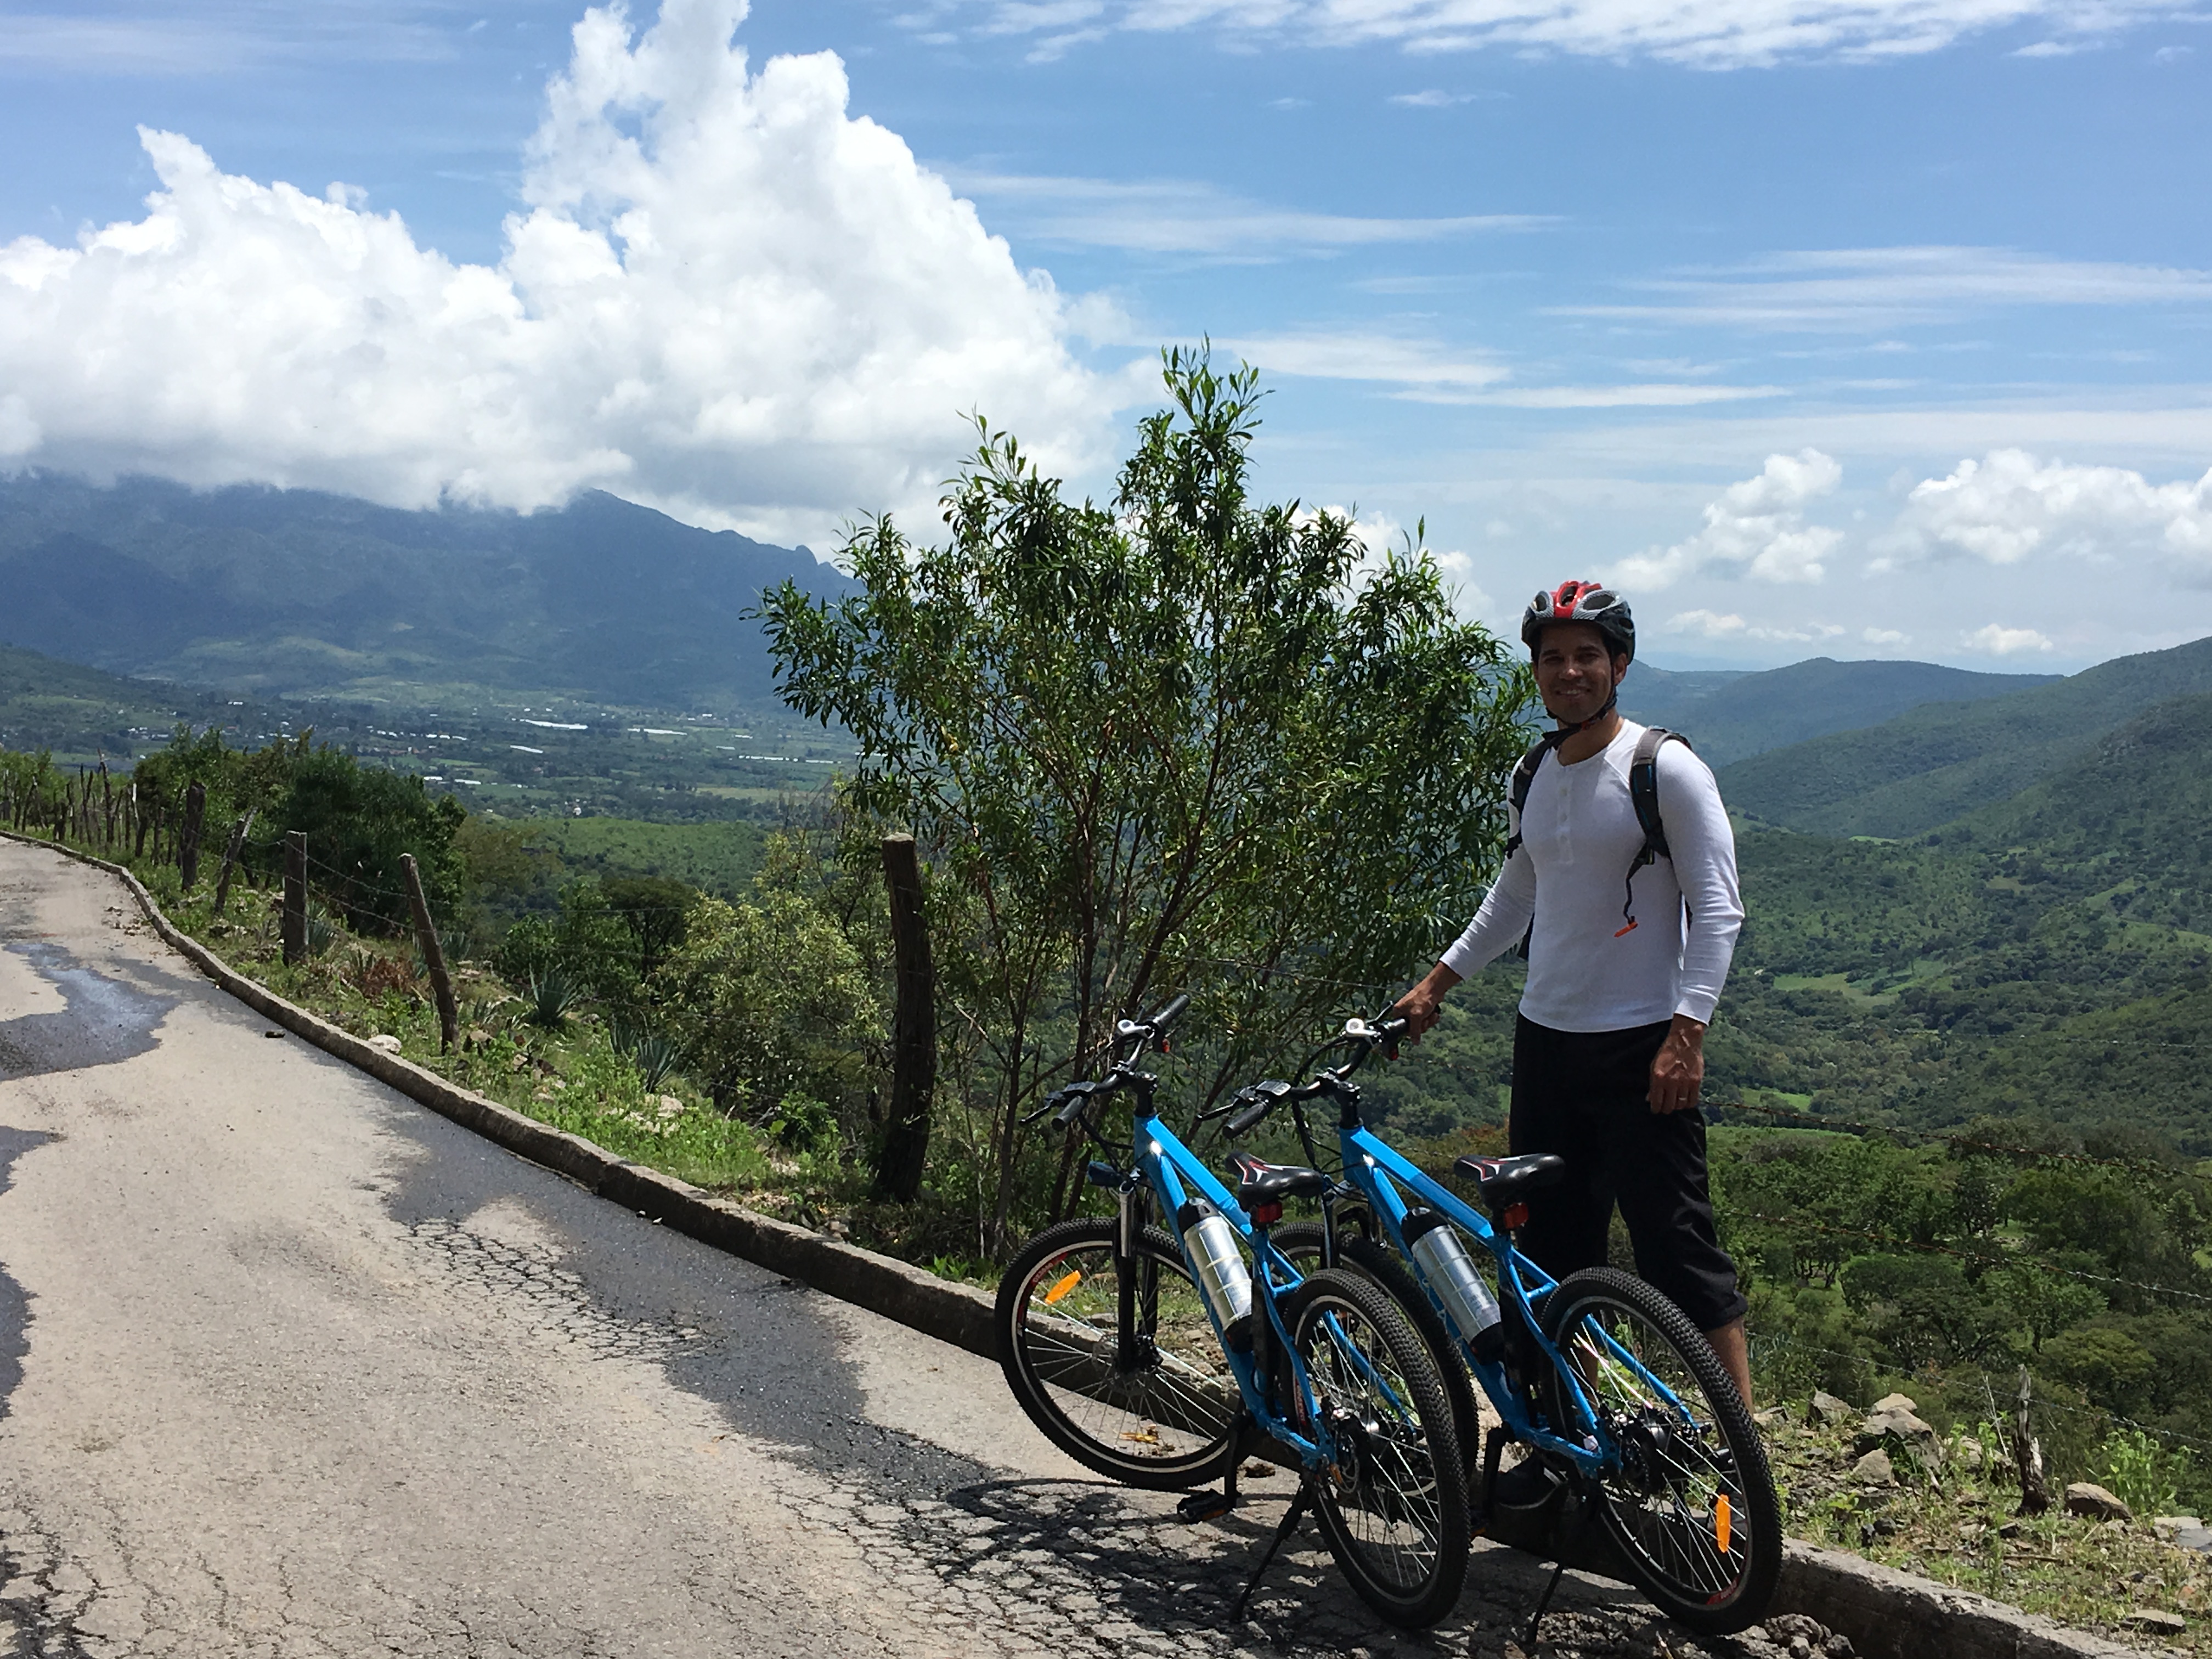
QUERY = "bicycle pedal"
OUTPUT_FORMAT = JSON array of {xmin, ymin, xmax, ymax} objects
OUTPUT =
[{"xmin": 1175, "ymin": 1489, "xmax": 1239, "ymax": 1524}]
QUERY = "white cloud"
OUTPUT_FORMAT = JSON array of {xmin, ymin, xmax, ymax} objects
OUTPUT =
[
  {"xmin": 0, "ymin": 4, "xmax": 469, "ymax": 75},
  {"xmin": 1616, "ymin": 449, "xmax": 1844, "ymax": 589},
  {"xmin": 947, "ymin": 171, "xmax": 1549, "ymax": 258},
  {"xmin": 927, "ymin": 0, "xmax": 2192, "ymax": 68},
  {"xmin": 1862, "ymin": 626, "xmax": 1909, "ymax": 645},
  {"xmin": 1664, "ymin": 608, "xmax": 1843, "ymax": 642},
  {"xmin": 1387, "ymin": 88, "xmax": 1494, "ymax": 105},
  {"xmin": 1878, "ymin": 449, "xmax": 2212, "ymax": 579},
  {"xmin": 1222, "ymin": 332, "xmax": 1507, "ymax": 388},
  {"xmin": 1400, "ymin": 382, "xmax": 1786, "ymax": 408},
  {"xmin": 0, "ymin": 0, "xmax": 1121, "ymax": 547},
  {"xmin": 1558, "ymin": 246, "xmax": 2212, "ymax": 332},
  {"xmin": 1963, "ymin": 623, "xmax": 2056, "ymax": 654}
]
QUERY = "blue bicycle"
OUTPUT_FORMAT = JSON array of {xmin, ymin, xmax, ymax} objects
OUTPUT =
[
  {"xmin": 1226, "ymin": 1015, "xmax": 1780, "ymax": 1637},
  {"xmin": 994, "ymin": 997, "xmax": 1473, "ymax": 1627}
]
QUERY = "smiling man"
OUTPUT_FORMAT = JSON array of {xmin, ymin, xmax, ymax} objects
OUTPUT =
[{"xmin": 1394, "ymin": 580, "xmax": 1753, "ymax": 1407}]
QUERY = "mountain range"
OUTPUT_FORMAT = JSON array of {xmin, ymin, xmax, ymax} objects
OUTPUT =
[{"xmin": 0, "ymin": 474, "xmax": 854, "ymax": 711}]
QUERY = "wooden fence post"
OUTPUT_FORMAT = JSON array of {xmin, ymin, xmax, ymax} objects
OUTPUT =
[
  {"xmin": 212, "ymin": 809, "xmax": 256, "ymax": 917},
  {"xmin": 2014, "ymin": 1365, "xmax": 2053, "ymax": 1516},
  {"xmin": 178, "ymin": 781, "xmax": 207, "ymax": 889},
  {"xmin": 871, "ymin": 834, "xmax": 936, "ymax": 1205},
  {"xmin": 283, "ymin": 832, "xmax": 308, "ymax": 965},
  {"xmin": 400, "ymin": 854, "xmax": 460, "ymax": 1052}
]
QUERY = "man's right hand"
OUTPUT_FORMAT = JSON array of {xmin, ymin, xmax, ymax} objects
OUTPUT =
[{"xmin": 1390, "ymin": 964, "xmax": 1460, "ymax": 1041}]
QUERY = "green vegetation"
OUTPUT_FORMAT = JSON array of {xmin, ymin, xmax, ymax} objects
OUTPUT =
[
  {"xmin": 1720, "ymin": 634, "xmax": 2212, "ymax": 837},
  {"xmin": 1621, "ymin": 655, "xmax": 2054, "ymax": 769},
  {"xmin": 0, "ymin": 473, "xmax": 850, "ymax": 710},
  {"xmin": 764, "ymin": 349, "xmax": 1535, "ymax": 1243}
]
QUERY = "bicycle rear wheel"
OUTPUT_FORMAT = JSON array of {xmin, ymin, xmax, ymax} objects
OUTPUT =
[
  {"xmin": 1539, "ymin": 1267, "xmax": 1779, "ymax": 1635},
  {"xmin": 1286, "ymin": 1267, "xmax": 1470, "ymax": 1628},
  {"xmin": 1271, "ymin": 1220, "xmax": 1483, "ymax": 1489},
  {"xmin": 995, "ymin": 1218, "xmax": 1241, "ymax": 1489}
]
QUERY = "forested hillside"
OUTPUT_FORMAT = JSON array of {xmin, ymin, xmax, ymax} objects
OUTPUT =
[
  {"xmin": 1720, "ymin": 635, "xmax": 2212, "ymax": 836},
  {"xmin": 0, "ymin": 474, "xmax": 853, "ymax": 709},
  {"xmin": 1623, "ymin": 655, "xmax": 2053, "ymax": 768}
]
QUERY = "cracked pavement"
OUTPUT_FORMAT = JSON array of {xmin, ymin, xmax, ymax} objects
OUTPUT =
[{"xmin": 0, "ymin": 838, "xmax": 1830, "ymax": 1659}]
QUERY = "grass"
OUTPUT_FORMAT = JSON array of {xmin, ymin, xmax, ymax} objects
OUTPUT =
[{"xmin": 1768, "ymin": 1398, "xmax": 2207, "ymax": 1651}]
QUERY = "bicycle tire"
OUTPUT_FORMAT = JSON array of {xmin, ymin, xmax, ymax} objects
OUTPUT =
[
  {"xmin": 1271, "ymin": 1220, "xmax": 1484, "ymax": 1489},
  {"xmin": 995, "ymin": 1218, "xmax": 1242, "ymax": 1489},
  {"xmin": 1538, "ymin": 1267, "xmax": 1780, "ymax": 1634},
  {"xmin": 1285, "ymin": 1267, "xmax": 1471, "ymax": 1628}
]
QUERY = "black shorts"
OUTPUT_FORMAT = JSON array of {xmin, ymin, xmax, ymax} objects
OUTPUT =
[{"xmin": 1507, "ymin": 1014, "xmax": 1746, "ymax": 1331}]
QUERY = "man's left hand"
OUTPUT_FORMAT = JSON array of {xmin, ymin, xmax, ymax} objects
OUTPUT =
[{"xmin": 1647, "ymin": 1015, "xmax": 1706, "ymax": 1114}]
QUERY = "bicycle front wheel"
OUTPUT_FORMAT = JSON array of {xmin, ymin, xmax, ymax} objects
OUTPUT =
[
  {"xmin": 1286, "ymin": 1267, "xmax": 1470, "ymax": 1628},
  {"xmin": 995, "ymin": 1218, "xmax": 1242, "ymax": 1489},
  {"xmin": 1271, "ymin": 1220, "xmax": 1483, "ymax": 1490},
  {"xmin": 1539, "ymin": 1267, "xmax": 1780, "ymax": 1634}
]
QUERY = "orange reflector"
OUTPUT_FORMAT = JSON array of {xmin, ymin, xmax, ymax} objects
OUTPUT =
[
  {"xmin": 1043, "ymin": 1269, "xmax": 1083, "ymax": 1305},
  {"xmin": 1716, "ymin": 1494, "xmax": 1733, "ymax": 1553}
]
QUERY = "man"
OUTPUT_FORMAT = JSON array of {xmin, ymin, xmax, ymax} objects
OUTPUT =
[{"xmin": 1393, "ymin": 579, "xmax": 1754, "ymax": 1406}]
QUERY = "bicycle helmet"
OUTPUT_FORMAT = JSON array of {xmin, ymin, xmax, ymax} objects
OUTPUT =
[{"xmin": 1521, "ymin": 579, "xmax": 1635, "ymax": 664}]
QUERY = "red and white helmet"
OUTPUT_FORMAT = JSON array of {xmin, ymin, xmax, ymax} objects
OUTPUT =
[{"xmin": 1521, "ymin": 579, "xmax": 1635, "ymax": 663}]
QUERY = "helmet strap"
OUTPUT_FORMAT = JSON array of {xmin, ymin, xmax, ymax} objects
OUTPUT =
[{"xmin": 1554, "ymin": 688, "xmax": 1618, "ymax": 735}]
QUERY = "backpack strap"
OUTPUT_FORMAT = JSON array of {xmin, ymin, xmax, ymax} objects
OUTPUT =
[
  {"xmin": 1500, "ymin": 732, "xmax": 1562, "ymax": 861},
  {"xmin": 1617, "ymin": 727, "xmax": 1692, "ymax": 938},
  {"xmin": 1504, "ymin": 733, "xmax": 1562, "ymax": 961}
]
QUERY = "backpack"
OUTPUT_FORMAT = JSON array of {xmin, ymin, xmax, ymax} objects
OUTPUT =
[{"xmin": 1503, "ymin": 726, "xmax": 1691, "ymax": 951}]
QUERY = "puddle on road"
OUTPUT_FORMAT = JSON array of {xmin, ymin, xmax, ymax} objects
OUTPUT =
[{"xmin": 0, "ymin": 943, "xmax": 178, "ymax": 1082}]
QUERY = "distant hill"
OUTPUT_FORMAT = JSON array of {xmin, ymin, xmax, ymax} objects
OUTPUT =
[
  {"xmin": 1718, "ymin": 635, "xmax": 2212, "ymax": 837},
  {"xmin": 0, "ymin": 475, "xmax": 854, "ymax": 710},
  {"xmin": 1621, "ymin": 656, "xmax": 2055, "ymax": 768}
]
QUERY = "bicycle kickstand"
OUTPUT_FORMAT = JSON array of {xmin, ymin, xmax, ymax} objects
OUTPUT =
[
  {"xmin": 1523, "ymin": 1560, "xmax": 1566, "ymax": 1652},
  {"xmin": 1228, "ymin": 1482, "xmax": 1311, "ymax": 1623}
]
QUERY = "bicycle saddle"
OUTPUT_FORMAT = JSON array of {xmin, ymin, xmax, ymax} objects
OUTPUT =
[
  {"xmin": 1453, "ymin": 1153, "xmax": 1567, "ymax": 1208},
  {"xmin": 1227, "ymin": 1152, "xmax": 1331, "ymax": 1205}
]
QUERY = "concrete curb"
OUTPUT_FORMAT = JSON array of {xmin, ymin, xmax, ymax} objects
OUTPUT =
[
  {"xmin": 1776, "ymin": 1538, "xmax": 2143, "ymax": 1659},
  {"xmin": 0, "ymin": 829, "xmax": 2161, "ymax": 1658},
  {"xmin": 0, "ymin": 829, "xmax": 999, "ymax": 1362}
]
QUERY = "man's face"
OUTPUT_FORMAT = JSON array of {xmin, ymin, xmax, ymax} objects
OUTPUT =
[{"xmin": 1533, "ymin": 623, "xmax": 1628, "ymax": 726}]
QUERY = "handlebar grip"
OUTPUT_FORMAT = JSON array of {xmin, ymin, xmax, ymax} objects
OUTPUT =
[
  {"xmin": 1224, "ymin": 1097, "xmax": 1272, "ymax": 1137},
  {"xmin": 1054, "ymin": 1092, "xmax": 1090, "ymax": 1127},
  {"xmin": 1023, "ymin": 1090, "xmax": 1067, "ymax": 1126},
  {"xmin": 1148, "ymin": 992, "xmax": 1190, "ymax": 1034}
]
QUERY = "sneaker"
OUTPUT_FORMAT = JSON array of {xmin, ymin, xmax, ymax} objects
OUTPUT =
[{"xmin": 1489, "ymin": 1455, "xmax": 1560, "ymax": 1511}]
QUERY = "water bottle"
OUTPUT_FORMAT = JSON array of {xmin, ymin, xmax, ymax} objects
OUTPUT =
[
  {"xmin": 1177, "ymin": 1199, "xmax": 1254, "ymax": 1352},
  {"xmin": 1402, "ymin": 1208, "xmax": 1504, "ymax": 1363}
]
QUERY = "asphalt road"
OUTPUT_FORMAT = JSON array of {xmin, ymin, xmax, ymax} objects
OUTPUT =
[{"xmin": 0, "ymin": 838, "xmax": 1749, "ymax": 1659}]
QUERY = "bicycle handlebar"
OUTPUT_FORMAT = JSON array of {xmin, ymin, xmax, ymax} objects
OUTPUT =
[{"xmin": 1216, "ymin": 1011, "xmax": 1412, "ymax": 1137}]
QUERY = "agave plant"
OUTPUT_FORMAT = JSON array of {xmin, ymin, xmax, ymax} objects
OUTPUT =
[
  {"xmin": 305, "ymin": 914, "xmax": 340, "ymax": 958},
  {"xmin": 629, "ymin": 1032, "xmax": 684, "ymax": 1093},
  {"xmin": 523, "ymin": 967, "xmax": 582, "ymax": 1030}
]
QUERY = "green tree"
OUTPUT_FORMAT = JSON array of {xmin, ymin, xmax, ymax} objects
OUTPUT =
[
  {"xmin": 269, "ymin": 748, "xmax": 466, "ymax": 933},
  {"xmin": 761, "ymin": 349, "xmax": 1534, "ymax": 1240},
  {"xmin": 657, "ymin": 890, "xmax": 887, "ymax": 1138}
]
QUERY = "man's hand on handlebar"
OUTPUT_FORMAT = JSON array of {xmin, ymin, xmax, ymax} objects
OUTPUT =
[{"xmin": 1389, "ymin": 963, "xmax": 1461, "ymax": 1042}]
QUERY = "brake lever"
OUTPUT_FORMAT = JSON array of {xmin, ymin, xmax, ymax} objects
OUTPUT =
[{"xmin": 1022, "ymin": 1090, "xmax": 1069, "ymax": 1127}]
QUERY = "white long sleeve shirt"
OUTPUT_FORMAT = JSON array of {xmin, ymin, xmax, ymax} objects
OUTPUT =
[{"xmin": 1441, "ymin": 722, "xmax": 1743, "ymax": 1032}]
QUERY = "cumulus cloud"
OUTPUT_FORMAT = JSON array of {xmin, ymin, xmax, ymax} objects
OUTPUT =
[
  {"xmin": 1615, "ymin": 449, "xmax": 1843, "ymax": 590},
  {"xmin": 926, "ymin": 0, "xmax": 2192, "ymax": 69},
  {"xmin": 0, "ymin": 0, "xmax": 1120, "ymax": 545},
  {"xmin": 1877, "ymin": 449, "xmax": 2212, "ymax": 580},
  {"xmin": 1963, "ymin": 623, "xmax": 2055, "ymax": 655},
  {"xmin": 1664, "ymin": 609, "xmax": 1846, "ymax": 642},
  {"xmin": 1862, "ymin": 626, "xmax": 1909, "ymax": 645}
]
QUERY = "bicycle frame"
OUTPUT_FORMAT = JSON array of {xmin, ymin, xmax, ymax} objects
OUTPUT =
[
  {"xmin": 1255, "ymin": 1029, "xmax": 1703, "ymax": 1483},
  {"xmin": 1053, "ymin": 1051, "xmax": 1419, "ymax": 1479}
]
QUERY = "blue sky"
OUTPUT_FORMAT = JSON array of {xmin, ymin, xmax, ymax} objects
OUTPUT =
[{"xmin": 2, "ymin": 0, "xmax": 2208, "ymax": 670}]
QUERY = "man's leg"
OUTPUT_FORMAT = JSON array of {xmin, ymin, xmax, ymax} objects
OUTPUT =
[
  {"xmin": 1601, "ymin": 1024, "xmax": 1754, "ymax": 1407},
  {"xmin": 1704, "ymin": 1319, "xmax": 1754, "ymax": 1410},
  {"xmin": 1508, "ymin": 1015, "xmax": 1612, "ymax": 1284}
]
